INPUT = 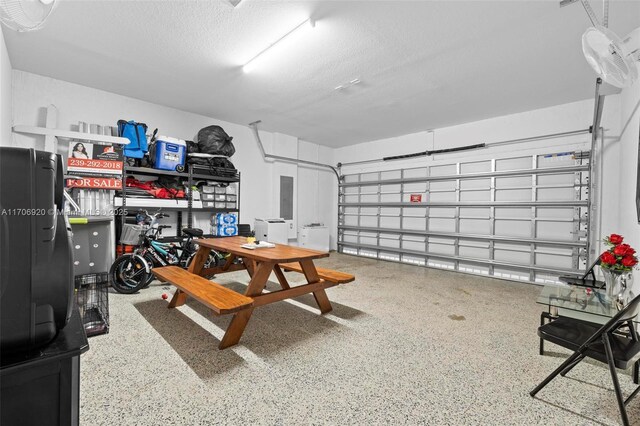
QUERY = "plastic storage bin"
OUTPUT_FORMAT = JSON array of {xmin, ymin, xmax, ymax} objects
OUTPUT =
[{"xmin": 154, "ymin": 136, "xmax": 186, "ymax": 171}]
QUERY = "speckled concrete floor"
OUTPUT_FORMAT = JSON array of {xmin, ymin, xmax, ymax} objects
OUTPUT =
[{"xmin": 81, "ymin": 254, "xmax": 640, "ymax": 425}]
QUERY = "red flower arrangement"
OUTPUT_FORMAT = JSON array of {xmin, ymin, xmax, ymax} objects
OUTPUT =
[{"xmin": 600, "ymin": 234, "xmax": 638, "ymax": 272}]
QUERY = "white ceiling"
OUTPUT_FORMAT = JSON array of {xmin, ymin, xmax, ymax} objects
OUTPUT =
[{"xmin": 4, "ymin": 0, "xmax": 640, "ymax": 147}]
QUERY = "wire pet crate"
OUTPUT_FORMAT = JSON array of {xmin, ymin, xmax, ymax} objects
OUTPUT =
[{"xmin": 75, "ymin": 273, "xmax": 110, "ymax": 337}]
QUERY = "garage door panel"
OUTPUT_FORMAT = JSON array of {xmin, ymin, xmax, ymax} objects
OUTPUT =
[
  {"xmin": 460, "ymin": 219, "xmax": 490, "ymax": 234},
  {"xmin": 459, "ymin": 246, "xmax": 490, "ymax": 259},
  {"xmin": 495, "ymin": 220, "xmax": 531, "ymax": 237},
  {"xmin": 380, "ymin": 216, "xmax": 400, "ymax": 228},
  {"xmin": 338, "ymin": 150, "xmax": 590, "ymax": 284},
  {"xmin": 537, "ymin": 221, "xmax": 574, "ymax": 240},
  {"xmin": 460, "ymin": 190, "xmax": 491, "ymax": 201},
  {"xmin": 403, "ymin": 216, "xmax": 426, "ymax": 230},
  {"xmin": 429, "ymin": 218, "xmax": 456, "ymax": 232}
]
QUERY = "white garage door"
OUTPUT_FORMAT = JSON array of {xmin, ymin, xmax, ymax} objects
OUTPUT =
[{"xmin": 338, "ymin": 150, "xmax": 592, "ymax": 284}]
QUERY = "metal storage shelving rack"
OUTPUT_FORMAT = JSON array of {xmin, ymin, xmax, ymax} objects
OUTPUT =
[
  {"xmin": 337, "ymin": 151, "xmax": 592, "ymax": 284},
  {"xmin": 119, "ymin": 163, "xmax": 240, "ymax": 234}
]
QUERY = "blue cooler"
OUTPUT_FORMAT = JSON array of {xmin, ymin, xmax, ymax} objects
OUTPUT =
[{"xmin": 154, "ymin": 136, "xmax": 186, "ymax": 171}]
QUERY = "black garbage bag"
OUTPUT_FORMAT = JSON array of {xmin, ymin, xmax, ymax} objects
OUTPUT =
[
  {"xmin": 196, "ymin": 125, "xmax": 235, "ymax": 157},
  {"xmin": 209, "ymin": 156, "xmax": 235, "ymax": 171},
  {"xmin": 143, "ymin": 141, "xmax": 156, "ymax": 167},
  {"xmin": 186, "ymin": 140, "xmax": 199, "ymax": 154},
  {"xmin": 157, "ymin": 176, "xmax": 185, "ymax": 192},
  {"xmin": 188, "ymin": 155, "xmax": 236, "ymax": 177}
]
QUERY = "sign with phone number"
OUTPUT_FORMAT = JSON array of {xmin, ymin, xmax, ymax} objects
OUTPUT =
[{"xmin": 67, "ymin": 158, "xmax": 123, "ymax": 175}]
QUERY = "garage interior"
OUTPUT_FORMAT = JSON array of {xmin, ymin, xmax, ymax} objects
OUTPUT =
[{"xmin": 1, "ymin": 1, "xmax": 640, "ymax": 425}]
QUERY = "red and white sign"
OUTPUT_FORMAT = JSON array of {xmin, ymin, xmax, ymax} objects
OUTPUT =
[
  {"xmin": 66, "ymin": 177, "xmax": 123, "ymax": 189},
  {"xmin": 68, "ymin": 142, "xmax": 124, "ymax": 175},
  {"xmin": 67, "ymin": 158, "xmax": 123, "ymax": 175},
  {"xmin": 410, "ymin": 194, "xmax": 422, "ymax": 203}
]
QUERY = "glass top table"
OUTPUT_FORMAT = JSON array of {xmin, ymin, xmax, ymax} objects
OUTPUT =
[
  {"xmin": 536, "ymin": 284, "xmax": 640, "ymax": 384},
  {"xmin": 537, "ymin": 284, "xmax": 636, "ymax": 322}
]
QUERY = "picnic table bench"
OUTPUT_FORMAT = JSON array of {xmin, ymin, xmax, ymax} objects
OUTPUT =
[{"xmin": 152, "ymin": 236, "xmax": 355, "ymax": 349}]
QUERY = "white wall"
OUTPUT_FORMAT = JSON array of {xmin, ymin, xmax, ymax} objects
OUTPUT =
[
  {"xmin": 11, "ymin": 70, "xmax": 334, "ymax": 241},
  {"xmin": 0, "ymin": 27, "xmax": 12, "ymax": 146},
  {"xmin": 298, "ymin": 140, "xmax": 337, "ymax": 248},
  {"xmin": 336, "ymin": 98, "xmax": 620, "ymax": 172},
  {"xmin": 333, "ymin": 95, "xmax": 624, "ymax": 262},
  {"xmin": 271, "ymin": 132, "xmax": 299, "ymax": 239},
  {"xmin": 615, "ymin": 80, "xmax": 640, "ymax": 253},
  {"xmin": 11, "ymin": 67, "xmax": 633, "ymax": 258}
]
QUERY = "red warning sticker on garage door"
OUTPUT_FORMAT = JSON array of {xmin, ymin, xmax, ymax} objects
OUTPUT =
[{"xmin": 410, "ymin": 194, "xmax": 422, "ymax": 203}]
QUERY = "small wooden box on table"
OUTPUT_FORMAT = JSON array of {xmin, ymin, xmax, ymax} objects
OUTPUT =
[{"xmin": 152, "ymin": 236, "xmax": 355, "ymax": 349}]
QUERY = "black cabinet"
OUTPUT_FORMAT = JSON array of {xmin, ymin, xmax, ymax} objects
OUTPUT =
[{"xmin": 1, "ymin": 308, "xmax": 89, "ymax": 426}]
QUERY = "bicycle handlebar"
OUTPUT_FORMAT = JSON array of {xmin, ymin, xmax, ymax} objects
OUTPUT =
[{"xmin": 139, "ymin": 210, "xmax": 170, "ymax": 219}]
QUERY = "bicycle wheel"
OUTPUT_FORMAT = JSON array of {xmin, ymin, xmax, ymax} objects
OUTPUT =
[
  {"xmin": 109, "ymin": 254, "xmax": 149, "ymax": 294},
  {"xmin": 142, "ymin": 252, "xmax": 156, "ymax": 288}
]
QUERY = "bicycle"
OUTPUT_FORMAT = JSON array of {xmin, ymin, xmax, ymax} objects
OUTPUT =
[{"xmin": 110, "ymin": 211, "xmax": 224, "ymax": 294}]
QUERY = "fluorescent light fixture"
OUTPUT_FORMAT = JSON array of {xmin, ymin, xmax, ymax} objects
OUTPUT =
[{"xmin": 243, "ymin": 18, "xmax": 315, "ymax": 73}]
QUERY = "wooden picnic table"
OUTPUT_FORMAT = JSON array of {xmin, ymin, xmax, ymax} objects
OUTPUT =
[{"xmin": 153, "ymin": 236, "xmax": 354, "ymax": 349}]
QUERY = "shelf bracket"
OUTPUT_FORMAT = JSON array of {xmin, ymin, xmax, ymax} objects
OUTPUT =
[
  {"xmin": 44, "ymin": 105, "xmax": 58, "ymax": 153},
  {"xmin": 13, "ymin": 124, "xmax": 131, "ymax": 148}
]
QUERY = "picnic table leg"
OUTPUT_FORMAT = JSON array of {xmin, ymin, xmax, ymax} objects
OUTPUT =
[
  {"xmin": 273, "ymin": 264, "xmax": 291, "ymax": 290},
  {"xmin": 219, "ymin": 261, "xmax": 275, "ymax": 349},
  {"xmin": 220, "ymin": 254, "xmax": 236, "ymax": 272},
  {"xmin": 168, "ymin": 289, "xmax": 187, "ymax": 308},
  {"xmin": 299, "ymin": 259, "xmax": 333, "ymax": 314},
  {"xmin": 219, "ymin": 308, "xmax": 254, "ymax": 349},
  {"xmin": 188, "ymin": 246, "xmax": 211, "ymax": 275},
  {"xmin": 166, "ymin": 245, "xmax": 211, "ymax": 308},
  {"xmin": 243, "ymin": 258, "xmax": 256, "ymax": 278}
]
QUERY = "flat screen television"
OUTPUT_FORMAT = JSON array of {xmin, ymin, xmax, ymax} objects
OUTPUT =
[{"xmin": 0, "ymin": 148, "xmax": 74, "ymax": 353}]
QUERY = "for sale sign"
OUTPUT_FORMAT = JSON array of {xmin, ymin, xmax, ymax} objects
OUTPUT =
[
  {"xmin": 66, "ymin": 177, "xmax": 122, "ymax": 189},
  {"xmin": 67, "ymin": 142, "xmax": 123, "ymax": 175},
  {"xmin": 410, "ymin": 194, "xmax": 422, "ymax": 203}
]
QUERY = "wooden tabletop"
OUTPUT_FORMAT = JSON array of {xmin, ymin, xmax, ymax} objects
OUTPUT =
[{"xmin": 198, "ymin": 236, "xmax": 330, "ymax": 263}]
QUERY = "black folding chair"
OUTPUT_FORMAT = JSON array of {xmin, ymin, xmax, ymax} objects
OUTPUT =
[
  {"xmin": 540, "ymin": 259, "xmax": 605, "ymax": 355},
  {"xmin": 531, "ymin": 293, "xmax": 640, "ymax": 426},
  {"xmin": 558, "ymin": 258, "xmax": 603, "ymax": 288}
]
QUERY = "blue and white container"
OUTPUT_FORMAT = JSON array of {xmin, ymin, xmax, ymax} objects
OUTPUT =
[
  {"xmin": 214, "ymin": 212, "xmax": 238, "ymax": 226},
  {"xmin": 215, "ymin": 224, "xmax": 238, "ymax": 237},
  {"xmin": 154, "ymin": 136, "xmax": 186, "ymax": 171}
]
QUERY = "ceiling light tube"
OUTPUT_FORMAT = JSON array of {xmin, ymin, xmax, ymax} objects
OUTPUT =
[{"xmin": 243, "ymin": 18, "xmax": 315, "ymax": 73}]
